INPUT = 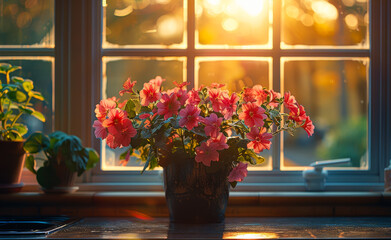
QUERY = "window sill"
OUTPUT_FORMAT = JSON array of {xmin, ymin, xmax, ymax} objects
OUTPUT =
[{"xmin": 1, "ymin": 190, "xmax": 390, "ymax": 217}]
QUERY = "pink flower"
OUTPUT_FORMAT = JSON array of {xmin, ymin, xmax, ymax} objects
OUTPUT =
[
  {"xmin": 239, "ymin": 102, "xmax": 267, "ymax": 128},
  {"xmin": 228, "ymin": 162, "xmax": 248, "ymax": 182},
  {"xmin": 105, "ymin": 134, "xmax": 119, "ymax": 149},
  {"xmin": 175, "ymin": 88, "xmax": 189, "ymax": 105},
  {"xmin": 210, "ymin": 83, "xmax": 225, "ymax": 88},
  {"xmin": 157, "ymin": 93, "xmax": 180, "ymax": 120},
  {"xmin": 289, "ymin": 104, "xmax": 307, "ymax": 123},
  {"xmin": 94, "ymin": 98, "xmax": 117, "ymax": 121},
  {"xmin": 202, "ymin": 113, "xmax": 223, "ymax": 137},
  {"xmin": 302, "ymin": 116, "xmax": 315, "ymax": 137},
  {"xmin": 208, "ymin": 88, "xmax": 223, "ymax": 112},
  {"xmin": 149, "ymin": 76, "xmax": 165, "ymax": 87},
  {"xmin": 139, "ymin": 113, "xmax": 151, "ymax": 119},
  {"xmin": 179, "ymin": 105, "xmax": 201, "ymax": 130},
  {"xmin": 140, "ymin": 82, "xmax": 161, "ymax": 106},
  {"xmin": 207, "ymin": 132, "xmax": 229, "ymax": 150},
  {"xmin": 221, "ymin": 92, "xmax": 239, "ymax": 119},
  {"xmin": 195, "ymin": 141, "xmax": 219, "ymax": 167},
  {"xmin": 186, "ymin": 89, "xmax": 201, "ymax": 105},
  {"xmin": 93, "ymin": 120, "xmax": 107, "ymax": 139},
  {"xmin": 268, "ymin": 90, "xmax": 281, "ymax": 108},
  {"xmin": 253, "ymin": 85, "xmax": 268, "ymax": 105},
  {"xmin": 103, "ymin": 109, "xmax": 128, "ymax": 135},
  {"xmin": 243, "ymin": 87, "xmax": 256, "ymax": 103},
  {"xmin": 119, "ymin": 78, "xmax": 137, "ymax": 96},
  {"xmin": 246, "ymin": 127, "xmax": 273, "ymax": 153},
  {"xmin": 173, "ymin": 81, "xmax": 190, "ymax": 89},
  {"xmin": 284, "ymin": 91, "xmax": 297, "ymax": 110},
  {"xmin": 105, "ymin": 118, "xmax": 137, "ymax": 148}
]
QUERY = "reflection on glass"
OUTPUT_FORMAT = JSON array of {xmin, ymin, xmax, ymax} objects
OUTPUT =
[
  {"xmin": 223, "ymin": 232, "xmax": 278, "ymax": 239},
  {"xmin": 196, "ymin": 0, "xmax": 271, "ymax": 48},
  {"xmin": 0, "ymin": 0, "xmax": 54, "ymax": 47},
  {"xmin": 282, "ymin": 58, "xmax": 368, "ymax": 169},
  {"xmin": 196, "ymin": 58, "xmax": 272, "ymax": 169},
  {"xmin": 282, "ymin": 0, "xmax": 368, "ymax": 48},
  {"xmin": 102, "ymin": 57, "xmax": 185, "ymax": 170},
  {"xmin": 103, "ymin": 0, "xmax": 185, "ymax": 48},
  {"xmin": 0, "ymin": 58, "xmax": 54, "ymax": 136}
]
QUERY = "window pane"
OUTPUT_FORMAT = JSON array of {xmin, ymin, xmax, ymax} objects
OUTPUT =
[
  {"xmin": 282, "ymin": 0, "xmax": 369, "ymax": 48},
  {"xmin": 0, "ymin": 58, "xmax": 54, "ymax": 136},
  {"xmin": 0, "ymin": 0, "xmax": 54, "ymax": 47},
  {"xmin": 196, "ymin": 0, "xmax": 271, "ymax": 48},
  {"xmin": 102, "ymin": 57, "xmax": 186, "ymax": 170},
  {"xmin": 196, "ymin": 58, "xmax": 272, "ymax": 169},
  {"xmin": 103, "ymin": 0, "xmax": 185, "ymax": 48},
  {"xmin": 282, "ymin": 59, "xmax": 368, "ymax": 170}
]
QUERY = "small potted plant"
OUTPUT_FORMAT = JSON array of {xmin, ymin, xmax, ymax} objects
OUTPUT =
[
  {"xmin": 93, "ymin": 77, "xmax": 314, "ymax": 223},
  {"xmin": 0, "ymin": 63, "xmax": 46, "ymax": 193},
  {"xmin": 23, "ymin": 131, "xmax": 99, "ymax": 193}
]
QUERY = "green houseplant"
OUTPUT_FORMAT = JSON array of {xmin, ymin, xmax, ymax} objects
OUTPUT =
[
  {"xmin": 24, "ymin": 131, "xmax": 99, "ymax": 193},
  {"xmin": 93, "ymin": 77, "xmax": 314, "ymax": 222},
  {"xmin": 0, "ymin": 63, "xmax": 46, "ymax": 192}
]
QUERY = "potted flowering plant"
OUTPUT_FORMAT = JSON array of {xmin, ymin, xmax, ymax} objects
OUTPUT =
[
  {"xmin": 93, "ymin": 76, "xmax": 314, "ymax": 223},
  {"xmin": 0, "ymin": 63, "xmax": 46, "ymax": 193}
]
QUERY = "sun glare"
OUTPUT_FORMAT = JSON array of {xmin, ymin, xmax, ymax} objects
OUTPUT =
[
  {"xmin": 311, "ymin": 0, "xmax": 338, "ymax": 21},
  {"xmin": 235, "ymin": 0, "xmax": 265, "ymax": 17}
]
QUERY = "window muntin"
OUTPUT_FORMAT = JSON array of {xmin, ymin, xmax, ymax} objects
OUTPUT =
[{"xmin": 100, "ymin": 0, "xmax": 372, "ymax": 177}]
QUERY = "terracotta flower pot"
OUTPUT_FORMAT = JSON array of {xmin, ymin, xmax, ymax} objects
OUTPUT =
[
  {"xmin": 0, "ymin": 140, "xmax": 26, "ymax": 193},
  {"xmin": 164, "ymin": 158, "xmax": 230, "ymax": 223}
]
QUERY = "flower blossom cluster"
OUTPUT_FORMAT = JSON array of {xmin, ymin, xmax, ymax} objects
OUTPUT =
[
  {"xmin": 93, "ymin": 76, "xmax": 315, "ymax": 185},
  {"xmin": 93, "ymin": 80, "xmax": 137, "ymax": 149}
]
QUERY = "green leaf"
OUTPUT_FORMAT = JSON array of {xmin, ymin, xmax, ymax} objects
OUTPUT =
[
  {"xmin": 13, "ymin": 123, "xmax": 28, "ymax": 137},
  {"xmin": 22, "ymin": 80, "xmax": 34, "ymax": 92},
  {"xmin": 36, "ymin": 165, "xmax": 59, "ymax": 189},
  {"xmin": 24, "ymin": 132, "xmax": 50, "ymax": 154},
  {"xmin": 125, "ymin": 99, "xmax": 136, "ymax": 118},
  {"xmin": 5, "ymin": 130, "xmax": 22, "ymax": 141},
  {"xmin": 229, "ymin": 181, "xmax": 238, "ymax": 188},
  {"xmin": 141, "ymin": 149, "xmax": 154, "ymax": 174},
  {"xmin": 8, "ymin": 66, "xmax": 22, "ymax": 74},
  {"xmin": 0, "ymin": 63, "xmax": 12, "ymax": 74},
  {"xmin": 8, "ymin": 91, "xmax": 27, "ymax": 102},
  {"xmin": 18, "ymin": 106, "xmax": 34, "ymax": 115},
  {"xmin": 11, "ymin": 76, "xmax": 24, "ymax": 83},
  {"xmin": 28, "ymin": 91, "xmax": 44, "ymax": 101},
  {"xmin": 31, "ymin": 111, "xmax": 46, "ymax": 122},
  {"xmin": 86, "ymin": 148, "xmax": 99, "ymax": 170},
  {"xmin": 25, "ymin": 155, "xmax": 36, "ymax": 174}
]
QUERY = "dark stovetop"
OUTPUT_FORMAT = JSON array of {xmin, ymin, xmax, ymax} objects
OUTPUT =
[{"xmin": 20, "ymin": 217, "xmax": 391, "ymax": 239}]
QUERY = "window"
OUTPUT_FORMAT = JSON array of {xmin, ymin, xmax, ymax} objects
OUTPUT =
[
  {"xmin": 0, "ymin": 0, "xmax": 55, "ymax": 137},
  {"xmin": 8, "ymin": 0, "xmax": 387, "ymax": 191},
  {"xmin": 87, "ymin": 0, "xmax": 390, "ymax": 191}
]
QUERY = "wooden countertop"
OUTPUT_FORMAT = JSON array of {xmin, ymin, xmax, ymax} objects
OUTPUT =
[
  {"xmin": 4, "ymin": 217, "xmax": 391, "ymax": 239},
  {"xmin": 1, "ymin": 192, "xmax": 390, "ymax": 217}
]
